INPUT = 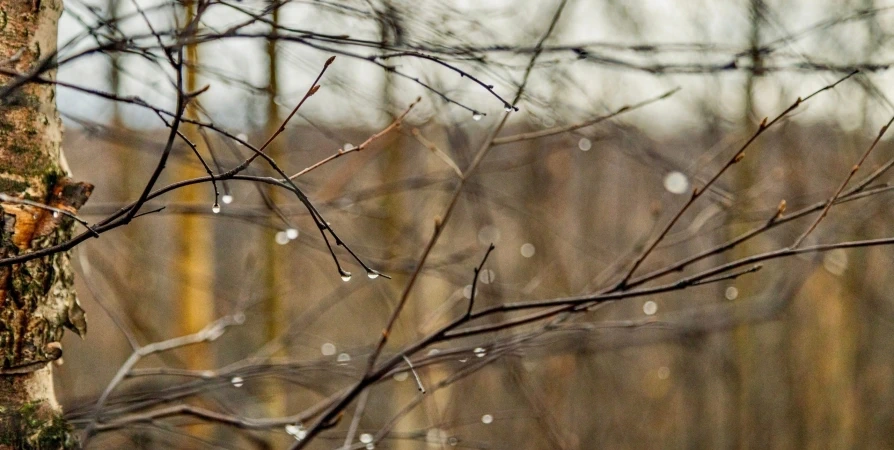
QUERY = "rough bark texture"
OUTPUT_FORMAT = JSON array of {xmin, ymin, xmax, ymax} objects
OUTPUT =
[{"xmin": 0, "ymin": 0, "xmax": 89, "ymax": 446}]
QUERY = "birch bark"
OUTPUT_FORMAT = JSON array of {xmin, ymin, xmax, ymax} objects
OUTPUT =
[{"xmin": 0, "ymin": 0, "xmax": 90, "ymax": 445}]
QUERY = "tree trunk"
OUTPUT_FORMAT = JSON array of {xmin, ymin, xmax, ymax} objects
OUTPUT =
[
  {"xmin": 0, "ymin": 0, "xmax": 90, "ymax": 446},
  {"xmin": 175, "ymin": 0, "xmax": 213, "ymax": 369}
]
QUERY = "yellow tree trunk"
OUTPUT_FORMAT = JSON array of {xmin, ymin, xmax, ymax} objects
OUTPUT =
[{"xmin": 175, "ymin": 0, "xmax": 214, "ymax": 369}]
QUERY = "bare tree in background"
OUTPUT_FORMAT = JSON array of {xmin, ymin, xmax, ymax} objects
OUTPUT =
[{"xmin": 4, "ymin": 0, "xmax": 894, "ymax": 448}]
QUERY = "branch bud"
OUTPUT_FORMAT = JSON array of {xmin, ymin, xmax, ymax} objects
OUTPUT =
[{"xmin": 776, "ymin": 199, "xmax": 786, "ymax": 218}]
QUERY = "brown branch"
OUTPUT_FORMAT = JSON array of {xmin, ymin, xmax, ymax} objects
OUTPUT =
[
  {"xmin": 791, "ymin": 113, "xmax": 894, "ymax": 247},
  {"xmin": 613, "ymin": 70, "xmax": 857, "ymax": 290},
  {"xmin": 490, "ymin": 87, "xmax": 680, "ymax": 146},
  {"xmin": 410, "ymin": 128, "xmax": 463, "ymax": 178},
  {"xmin": 291, "ymin": 3, "xmax": 572, "ymax": 448},
  {"xmin": 289, "ymin": 96, "xmax": 422, "ymax": 180}
]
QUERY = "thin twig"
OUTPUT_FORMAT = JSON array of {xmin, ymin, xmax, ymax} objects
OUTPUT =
[
  {"xmin": 0, "ymin": 193, "xmax": 97, "ymax": 236},
  {"xmin": 791, "ymin": 113, "xmax": 894, "ymax": 247},
  {"xmin": 613, "ymin": 70, "xmax": 857, "ymax": 290},
  {"xmin": 410, "ymin": 128, "xmax": 463, "ymax": 178},
  {"xmin": 289, "ymin": 96, "xmax": 422, "ymax": 180},
  {"xmin": 402, "ymin": 355, "xmax": 426, "ymax": 394},
  {"xmin": 468, "ymin": 244, "xmax": 496, "ymax": 317},
  {"xmin": 340, "ymin": 389, "xmax": 371, "ymax": 450},
  {"xmin": 291, "ymin": 3, "xmax": 571, "ymax": 448},
  {"xmin": 491, "ymin": 87, "xmax": 680, "ymax": 146},
  {"xmin": 83, "ymin": 314, "xmax": 245, "ymax": 441}
]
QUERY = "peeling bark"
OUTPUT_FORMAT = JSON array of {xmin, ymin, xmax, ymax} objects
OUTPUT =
[{"xmin": 0, "ymin": 0, "xmax": 89, "ymax": 446}]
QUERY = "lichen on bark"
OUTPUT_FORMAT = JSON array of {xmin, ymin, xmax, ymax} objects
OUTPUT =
[
  {"xmin": 0, "ymin": 399, "xmax": 76, "ymax": 449},
  {"xmin": 0, "ymin": 0, "xmax": 92, "ymax": 445},
  {"xmin": 0, "ymin": 0, "xmax": 90, "ymax": 372},
  {"xmin": 0, "ymin": 178, "xmax": 92, "ymax": 372}
]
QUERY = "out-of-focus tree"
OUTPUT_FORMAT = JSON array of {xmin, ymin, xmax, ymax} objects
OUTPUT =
[{"xmin": 6, "ymin": 0, "xmax": 894, "ymax": 449}]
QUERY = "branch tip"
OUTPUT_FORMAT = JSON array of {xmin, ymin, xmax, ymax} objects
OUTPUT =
[{"xmin": 776, "ymin": 199, "xmax": 787, "ymax": 218}]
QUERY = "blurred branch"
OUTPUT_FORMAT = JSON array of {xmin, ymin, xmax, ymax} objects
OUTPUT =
[{"xmin": 83, "ymin": 313, "xmax": 246, "ymax": 441}]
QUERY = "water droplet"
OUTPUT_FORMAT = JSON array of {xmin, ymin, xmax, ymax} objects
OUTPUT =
[
  {"xmin": 286, "ymin": 228, "xmax": 299, "ymax": 240},
  {"xmin": 236, "ymin": 133, "xmax": 248, "ymax": 142},
  {"xmin": 360, "ymin": 433, "xmax": 374, "ymax": 444},
  {"xmin": 504, "ymin": 105, "xmax": 513, "ymax": 112},
  {"xmin": 474, "ymin": 347, "xmax": 486, "ymax": 358},
  {"xmin": 52, "ymin": 211, "xmax": 59, "ymax": 218},
  {"xmin": 231, "ymin": 376, "xmax": 244, "ymax": 388},
  {"xmin": 233, "ymin": 312, "xmax": 246, "ymax": 324},
  {"xmin": 657, "ymin": 366, "xmax": 670, "ymax": 380},
  {"xmin": 341, "ymin": 271, "xmax": 352, "ymax": 282},
  {"xmin": 285, "ymin": 423, "xmax": 307, "ymax": 440},
  {"xmin": 221, "ymin": 194, "xmax": 234, "ymax": 204},
  {"xmin": 463, "ymin": 285, "xmax": 474, "ymax": 299},
  {"xmin": 343, "ymin": 143, "xmax": 355, "ymax": 151},
  {"xmin": 664, "ymin": 171, "xmax": 689, "ymax": 195},
  {"xmin": 472, "ymin": 113, "xmax": 483, "ymax": 121},
  {"xmin": 458, "ymin": 358, "xmax": 468, "ymax": 363},
  {"xmin": 393, "ymin": 371, "xmax": 409, "ymax": 381},
  {"xmin": 427, "ymin": 348, "xmax": 441, "ymax": 356},
  {"xmin": 725, "ymin": 286, "xmax": 739, "ymax": 301},
  {"xmin": 212, "ymin": 203, "xmax": 221, "ymax": 214},
  {"xmin": 366, "ymin": 444, "xmax": 375, "ymax": 450},
  {"xmin": 448, "ymin": 436, "xmax": 459, "ymax": 446},
  {"xmin": 479, "ymin": 269, "xmax": 495, "ymax": 284},
  {"xmin": 275, "ymin": 231, "xmax": 290, "ymax": 245},
  {"xmin": 481, "ymin": 414, "xmax": 494, "ymax": 424},
  {"xmin": 578, "ymin": 137, "xmax": 592, "ymax": 151},
  {"xmin": 643, "ymin": 300, "xmax": 658, "ymax": 316},
  {"xmin": 321, "ymin": 342, "xmax": 336, "ymax": 356},
  {"xmin": 337, "ymin": 352, "xmax": 351, "ymax": 362},
  {"xmin": 367, "ymin": 270, "xmax": 380, "ymax": 279},
  {"xmin": 520, "ymin": 243, "xmax": 535, "ymax": 258},
  {"xmin": 823, "ymin": 249, "xmax": 848, "ymax": 276}
]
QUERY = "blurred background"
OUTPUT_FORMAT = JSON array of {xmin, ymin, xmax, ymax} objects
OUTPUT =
[{"xmin": 48, "ymin": 0, "xmax": 894, "ymax": 448}]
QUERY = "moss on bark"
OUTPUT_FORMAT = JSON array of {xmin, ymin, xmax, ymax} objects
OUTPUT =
[
  {"xmin": 0, "ymin": 0, "xmax": 92, "ymax": 444},
  {"xmin": 0, "ymin": 400, "xmax": 77, "ymax": 449}
]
